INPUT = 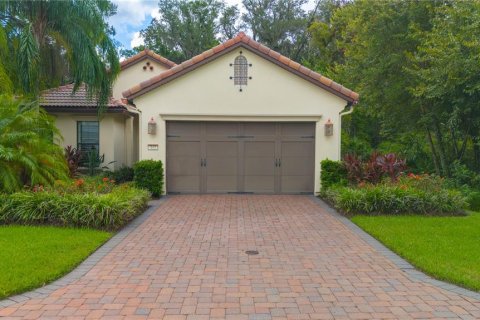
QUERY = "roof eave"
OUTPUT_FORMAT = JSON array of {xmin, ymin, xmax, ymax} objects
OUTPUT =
[
  {"xmin": 41, "ymin": 105, "xmax": 129, "ymax": 113},
  {"xmin": 123, "ymin": 41, "xmax": 359, "ymax": 103},
  {"xmin": 120, "ymin": 50, "xmax": 177, "ymax": 71}
]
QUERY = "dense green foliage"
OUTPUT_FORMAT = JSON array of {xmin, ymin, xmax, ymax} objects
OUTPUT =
[
  {"xmin": 0, "ymin": 184, "xmax": 150, "ymax": 230},
  {"xmin": 242, "ymin": 0, "xmax": 312, "ymax": 60},
  {"xmin": 352, "ymin": 212, "xmax": 480, "ymax": 291},
  {"xmin": 136, "ymin": 0, "xmax": 238, "ymax": 63},
  {"xmin": 310, "ymin": 0, "xmax": 480, "ymax": 175},
  {"xmin": 0, "ymin": 225, "xmax": 110, "ymax": 299},
  {"xmin": 134, "ymin": 160, "xmax": 164, "ymax": 197},
  {"xmin": 125, "ymin": 0, "xmax": 317, "ymax": 62},
  {"xmin": 105, "ymin": 166, "xmax": 135, "ymax": 184},
  {"xmin": 0, "ymin": 96, "xmax": 67, "ymax": 192},
  {"xmin": 320, "ymin": 160, "xmax": 347, "ymax": 188},
  {"xmin": 323, "ymin": 184, "xmax": 466, "ymax": 216},
  {"xmin": 0, "ymin": 1, "xmax": 121, "ymax": 192},
  {"xmin": 0, "ymin": 1, "xmax": 119, "ymax": 104},
  {"xmin": 465, "ymin": 192, "xmax": 480, "ymax": 212}
]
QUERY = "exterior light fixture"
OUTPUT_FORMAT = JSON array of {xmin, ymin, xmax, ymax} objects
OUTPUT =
[
  {"xmin": 324, "ymin": 119, "xmax": 333, "ymax": 136},
  {"xmin": 148, "ymin": 117, "xmax": 157, "ymax": 135}
]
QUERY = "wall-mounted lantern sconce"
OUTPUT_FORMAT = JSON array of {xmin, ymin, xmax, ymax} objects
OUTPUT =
[
  {"xmin": 148, "ymin": 117, "xmax": 157, "ymax": 135},
  {"xmin": 324, "ymin": 119, "xmax": 333, "ymax": 136}
]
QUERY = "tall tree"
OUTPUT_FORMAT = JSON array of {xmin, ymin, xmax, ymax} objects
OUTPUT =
[
  {"xmin": 219, "ymin": 5, "xmax": 244, "ymax": 40},
  {"xmin": 0, "ymin": 0, "xmax": 119, "ymax": 105},
  {"xmin": 242, "ymin": 0, "xmax": 310, "ymax": 60},
  {"xmin": 310, "ymin": 0, "xmax": 443, "ymax": 172},
  {"xmin": 142, "ymin": 0, "xmax": 226, "ymax": 63},
  {"xmin": 407, "ymin": 1, "xmax": 480, "ymax": 173},
  {"xmin": 309, "ymin": 0, "xmax": 480, "ymax": 175},
  {"xmin": 0, "ymin": 26, "xmax": 13, "ymax": 94}
]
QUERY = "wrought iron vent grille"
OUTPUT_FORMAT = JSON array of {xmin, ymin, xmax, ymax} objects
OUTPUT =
[{"xmin": 230, "ymin": 51, "xmax": 252, "ymax": 92}]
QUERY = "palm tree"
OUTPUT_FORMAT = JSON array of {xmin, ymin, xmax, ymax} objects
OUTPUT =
[
  {"xmin": 0, "ymin": 26, "xmax": 13, "ymax": 94},
  {"xmin": 0, "ymin": 95, "xmax": 68, "ymax": 192},
  {"xmin": 0, "ymin": 0, "xmax": 119, "ymax": 106}
]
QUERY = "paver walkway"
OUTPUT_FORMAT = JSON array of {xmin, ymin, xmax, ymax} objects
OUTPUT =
[{"xmin": 1, "ymin": 195, "xmax": 480, "ymax": 319}]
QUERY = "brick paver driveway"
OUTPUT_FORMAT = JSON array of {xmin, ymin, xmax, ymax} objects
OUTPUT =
[{"xmin": 2, "ymin": 195, "xmax": 480, "ymax": 319}]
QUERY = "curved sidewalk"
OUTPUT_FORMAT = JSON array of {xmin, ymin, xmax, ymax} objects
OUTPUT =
[{"xmin": 1, "ymin": 195, "xmax": 479, "ymax": 319}]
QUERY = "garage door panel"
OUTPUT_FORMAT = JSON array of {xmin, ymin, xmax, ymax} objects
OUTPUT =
[
  {"xmin": 168, "ymin": 157, "xmax": 201, "ymax": 176},
  {"xmin": 281, "ymin": 175, "xmax": 314, "ymax": 193},
  {"xmin": 244, "ymin": 123, "xmax": 276, "ymax": 136},
  {"xmin": 281, "ymin": 142, "xmax": 315, "ymax": 157},
  {"xmin": 206, "ymin": 157, "xmax": 237, "ymax": 175},
  {"xmin": 244, "ymin": 158, "xmax": 274, "ymax": 175},
  {"xmin": 207, "ymin": 141, "xmax": 237, "ymax": 156},
  {"xmin": 244, "ymin": 141, "xmax": 275, "ymax": 157},
  {"xmin": 281, "ymin": 123, "xmax": 315, "ymax": 137},
  {"xmin": 206, "ymin": 176, "xmax": 238, "ymax": 192},
  {"xmin": 168, "ymin": 141, "xmax": 201, "ymax": 157},
  {"xmin": 244, "ymin": 176, "xmax": 275, "ymax": 193},
  {"xmin": 167, "ymin": 122, "xmax": 201, "ymax": 137},
  {"xmin": 167, "ymin": 140, "xmax": 201, "ymax": 193},
  {"xmin": 168, "ymin": 175, "xmax": 201, "ymax": 193},
  {"xmin": 206, "ymin": 122, "xmax": 239, "ymax": 136},
  {"xmin": 281, "ymin": 158, "xmax": 314, "ymax": 176}
]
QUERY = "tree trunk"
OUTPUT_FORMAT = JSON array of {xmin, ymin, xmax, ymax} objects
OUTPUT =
[
  {"xmin": 474, "ymin": 142, "xmax": 480, "ymax": 171},
  {"xmin": 426, "ymin": 127, "xmax": 441, "ymax": 175},
  {"xmin": 432, "ymin": 116, "xmax": 450, "ymax": 176}
]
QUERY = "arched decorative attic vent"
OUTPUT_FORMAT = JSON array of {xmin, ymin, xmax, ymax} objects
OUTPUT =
[
  {"xmin": 230, "ymin": 51, "xmax": 252, "ymax": 92},
  {"xmin": 234, "ymin": 56, "xmax": 248, "ymax": 85}
]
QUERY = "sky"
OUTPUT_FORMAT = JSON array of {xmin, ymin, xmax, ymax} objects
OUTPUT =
[
  {"xmin": 109, "ymin": 0, "xmax": 247, "ymax": 50},
  {"xmin": 109, "ymin": 0, "xmax": 316, "ymax": 51}
]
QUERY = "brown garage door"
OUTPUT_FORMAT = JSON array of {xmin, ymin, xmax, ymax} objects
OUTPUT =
[{"xmin": 166, "ymin": 121, "xmax": 315, "ymax": 194}]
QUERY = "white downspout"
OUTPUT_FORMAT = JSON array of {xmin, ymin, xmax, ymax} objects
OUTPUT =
[{"xmin": 338, "ymin": 102, "xmax": 356, "ymax": 159}]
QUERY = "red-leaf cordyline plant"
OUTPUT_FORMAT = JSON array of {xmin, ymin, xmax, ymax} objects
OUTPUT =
[
  {"xmin": 64, "ymin": 145, "xmax": 82, "ymax": 178},
  {"xmin": 343, "ymin": 151, "xmax": 407, "ymax": 185},
  {"xmin": 344, "ymin": 153, "xmax": 363, "ymax": 183},
  {"xmin": 377, "ymin": 153, "xmax": 407, "ymax": 182}
]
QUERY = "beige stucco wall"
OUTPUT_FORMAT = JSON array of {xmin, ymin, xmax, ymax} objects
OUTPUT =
[
  {"xmin": 131, "ymin": 47, "xmax": 348, "ymax": 194},
  {"xmin": 53, "ymin": 113, "xmax": 134, "ymax": 170},
  {"xmin": 112, "ymin": 58, "xmax": 170, "ymax": 99}
]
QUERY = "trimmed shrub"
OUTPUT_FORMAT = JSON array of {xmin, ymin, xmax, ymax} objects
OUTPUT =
[
  {"xmin": 323, "ymin": 184, "xmax": 466, "ymax": 216},
  {"xmin": 133, "ymin": 160, "xmax": 164, "ymax": 197},
  {"xmin": 465, "ymin": 191, "xmax": 480, "ymax": 211},
  {"xmin": 320, "ymin": 160, "xmax": 347, "ymax": 189},
  {"xmin": 105, "ymin": 166, "xmax": 134, "ymax": 184},
  {"xmin": 0, "ymin": 185, "xmax": 150, "ymax": 230}
]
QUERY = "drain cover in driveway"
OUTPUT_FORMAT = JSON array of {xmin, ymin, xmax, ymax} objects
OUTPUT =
[{"xmin": 245, "ymin": 250, "xmax": 259, "ymax": 255}]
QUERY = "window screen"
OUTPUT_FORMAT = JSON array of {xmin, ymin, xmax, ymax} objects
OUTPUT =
[{"xmin": 77, "ymin": 121, "xmax": 99, "ymax": 153}]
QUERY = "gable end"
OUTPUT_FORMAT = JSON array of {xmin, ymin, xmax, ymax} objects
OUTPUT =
[{"xmin": 123, "ymin": 33, "xmax": 359, "ymax": 103}]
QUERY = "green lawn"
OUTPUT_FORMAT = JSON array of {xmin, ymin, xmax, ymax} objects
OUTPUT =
[
  {"xmin": 352, "ymin": 212, "xmax": 480, "ymax": 292},
  {"xmin": 0, "ymin": 225, "xmax": 111, "ymax": 299}
]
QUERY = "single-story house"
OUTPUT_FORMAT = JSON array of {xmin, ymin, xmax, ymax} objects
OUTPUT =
[{"xmin": 41, "ymin": 32, "xmax": 358, "ymax": 194}]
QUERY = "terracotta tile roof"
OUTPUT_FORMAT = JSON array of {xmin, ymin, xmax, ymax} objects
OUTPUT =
[
  {"xmin": 40, "ymin": 84, "xmax": 131, "ymax": 111},
  {"xmin": 122, "ymin": 32, "xmax": 359, "ymax": 102},
  {"xmin": 120, "ymin": 49, "xmax": 177, "ymax": 70}
]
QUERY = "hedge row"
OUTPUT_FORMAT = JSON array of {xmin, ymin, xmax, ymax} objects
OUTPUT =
[
  {"xmin": 0, "ymin": 186, "xmax": 150, "ymax": 230},
  {"xmin": 322, "ymin": 185, "xmax": 466, "ymax": 216}
]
